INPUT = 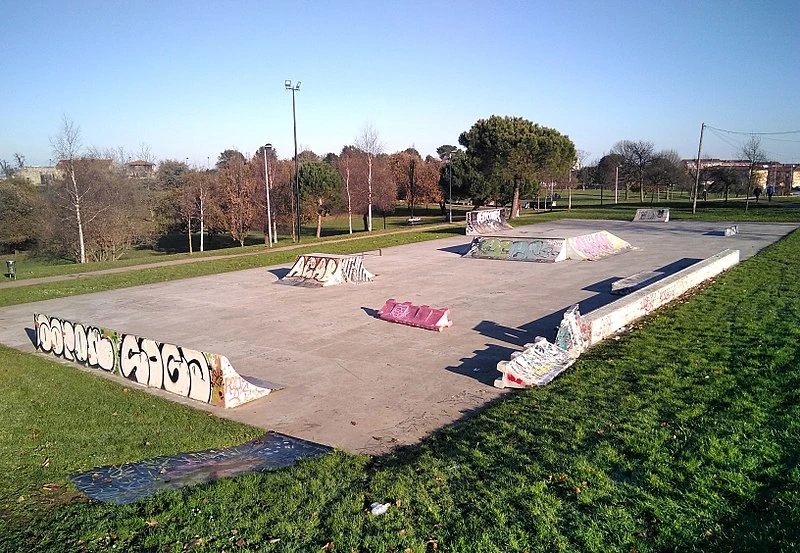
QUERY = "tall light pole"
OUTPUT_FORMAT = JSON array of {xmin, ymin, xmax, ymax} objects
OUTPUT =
[
  {"xmin": 263, "ymin": 143, "xmax": 274, "ymax": 247},
  {"xmin": 448, "ymin": 151, "xmax": 454, "ymax": 223},
  {"xmin": 285, "ymin": 80, "xmax": 301, "ymax": 242},
  {"xmin": 615, "ymin": 164, "xmax": 620, "ymax": 204}
]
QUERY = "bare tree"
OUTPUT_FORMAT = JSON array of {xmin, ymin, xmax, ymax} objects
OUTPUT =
[
  {"xmin": 611, "ymin": 140, "xmax": 655, "ymax": 201},
  {"xmin": 739, "ymin": 135, "xmax": 768, "ymax": 194},
  {"xmin": 355, "ymin": 123, "xmax": 383, "ymax": 231},
  {"xmin": 336, "ymin": 146, "xmax": 362, "ymax": 234},
  {"xmin": 13, "ymin": 153, "xmax": 25, "ymax": 169},
  {"xmin": 50, "ymin": 116, "xmax": 88, "ymax": 263}
]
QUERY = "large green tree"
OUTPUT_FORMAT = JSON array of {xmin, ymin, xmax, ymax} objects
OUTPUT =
[
  {"xmin": 299, "ymin": 161, "xmax": 343, "ymax": 238},
  {"xmin": 458, "ymin": 116, "xmax": 576, "ymax": 218},
  {"xmin": 0, "ymin": 176, "xmax": 42, "ymax": 252}
]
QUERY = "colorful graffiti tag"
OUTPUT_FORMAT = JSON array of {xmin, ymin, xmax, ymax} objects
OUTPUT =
[
  {"xmin": 466, "ymin": 235, "xmax": 567, "ymax": 262},
  {"xmin": 34, "ymin": 313, "xmax": 275, "ymax": 408}
]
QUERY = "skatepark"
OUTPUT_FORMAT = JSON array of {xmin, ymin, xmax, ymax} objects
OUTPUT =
[{"xmin": 1, "ymin": 218, "xmax": 797, "ymax": 454}]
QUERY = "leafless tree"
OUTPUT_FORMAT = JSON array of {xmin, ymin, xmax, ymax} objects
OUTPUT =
[
  {"xmin": 611, "ymin": 140, "xmax": 656, "ymax": 201},
  {"xmin": 50, "ymin": 116, "xmax": 89, "ymax": 263},
  {"xmin": 336, "ymin": 146, "xmax": 362, "ymax": 234},
  {"xmin": 739, "ymin": 135, "xmax": 768, "ymax": 193},
  {"xmin": 355, "ymin": 123, "xmax": 383, "ymax": 231}
]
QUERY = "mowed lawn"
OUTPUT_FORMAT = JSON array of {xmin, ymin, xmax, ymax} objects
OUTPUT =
[{"xmin": 1, "ymin": 228, "xmax": 800, "ymax": 551}]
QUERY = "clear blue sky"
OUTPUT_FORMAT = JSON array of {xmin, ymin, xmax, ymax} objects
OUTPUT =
[{"xmin": 3, "ymin": 0, "xmax": 799, "ymax": 167}]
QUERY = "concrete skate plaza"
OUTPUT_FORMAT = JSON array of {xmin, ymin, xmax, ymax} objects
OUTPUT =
[{"xmin": 1, "ymin": 219, "xmax": 796, "ymax": 454}]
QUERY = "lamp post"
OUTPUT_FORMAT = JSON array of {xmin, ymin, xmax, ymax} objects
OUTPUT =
[
  {"xmin": 615, "ymin": 164, "xmax": 620, "ymax": 204},
  {"xmin": 285, "ymin": 79, "xmax": 301, "ymax": 242},
  {"xmin": 448, "ymin": 151, "xmax": 454, "ymax": 223},
  {"xmin": 263, "ymin": 143, "xmax": 274, "ymax": 247}
]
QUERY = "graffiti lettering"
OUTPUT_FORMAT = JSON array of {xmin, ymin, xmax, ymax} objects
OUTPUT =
[
  {"xmin": 467, "ymin": 236, "xmax": 565, "ymax": 262},
  {"xmin": 466, "ymin": 209, "xmax": 512, "ymax": 235},
  {"xmin": 35, "ymin": 313, "xmax": 117, "ymax": 372},
  {"xmin": 33, "ymin": 313, "xmax": 273, "ymax": 408},
  {"xmin": 281, "ymin": 254, "xmax": 374, "ymax": 287}
]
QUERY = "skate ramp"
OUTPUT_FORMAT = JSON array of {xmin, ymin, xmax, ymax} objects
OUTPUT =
[
  {"xmin": 565, "ymin": 231, "xmax": 632, "ymax": 260},
  {"xmin": 33, "ymin": 313, "xmax": 276, "ymax": 408},
  {"xmin": 465, "ymin": 235, "xmax": 568, "ymax": 262},
  {"xmin": 280, "ymin": 253, "xmax": 374, "ymax": 287},
  {"xmin": 466, "ymin": 208, "xmax": 512, "ymax": 235},
  {"xmin": 633, "ymin": 208, "xmax": 670, "ymax": 222}
]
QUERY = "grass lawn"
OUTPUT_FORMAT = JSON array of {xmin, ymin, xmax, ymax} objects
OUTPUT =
[{"xmin": 1, "ymin": 227, "xmax": 799, "ymax": 550}]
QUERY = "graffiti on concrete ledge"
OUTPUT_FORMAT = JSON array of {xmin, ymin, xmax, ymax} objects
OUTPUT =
[{"xmin": 33, "ymin": 313, "xmax": 275, "ymax": 408}]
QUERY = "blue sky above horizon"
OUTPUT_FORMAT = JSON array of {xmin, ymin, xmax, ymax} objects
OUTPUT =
[{"xmin": 3, "ymin": 0, "xmax": 799, "ymax": 167}]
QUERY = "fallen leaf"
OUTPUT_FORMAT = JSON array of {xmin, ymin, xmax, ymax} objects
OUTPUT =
[
  {"xmin": 184, "ymin": 536, "xmax": 203, "ymax": 549},
  {"xmin": 398, "ymin": 529, "xmax": 406, "ymax": 535},
  {"xmin": 321, "ymin": 542, "xmax": 335, "ymax": 552},
  {"xmin": 596, "ymin": 429, "xmax": 605, "ymax": 435},
  {"xmin": 41, "ymin": 457, "xmax": 51, "ymax": 468},
  {"xmin": 269, "ymin": 538, "xmax": 281, "ymax": 544},
  {"xmin": 123, "ymin": 388, "xmax": 129, "ymax": 392},
  {"xmin": 42, "ymin": 483, "xmax": 62, "ymax": 491},
  {"xmin": 574, "ymin": 486, "xmax": 581, "ymax": 494},
  {"xmin": 17, "ymin": 495, "xmax": 25, "ymax": 502},
  {"xmin": 235, "ymin": 538, "xmax": 247, "ymax": 546},
  {"xmin": 395, "ymin": 499, "xmax": 402, "ymax": 507},
  {"xmin": 146, "ymin": 519, "xmax": 159, "ymax": 528}
]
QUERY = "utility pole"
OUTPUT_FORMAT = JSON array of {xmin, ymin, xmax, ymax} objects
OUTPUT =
[{"xmin": 692, "ymin": 122, "xmax": 705, "ymax": 214}]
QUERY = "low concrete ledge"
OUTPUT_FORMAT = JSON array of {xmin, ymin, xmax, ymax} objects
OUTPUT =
[{"xmin": 583, "ymin": 249, "xmax": 740, "ymax": 346}]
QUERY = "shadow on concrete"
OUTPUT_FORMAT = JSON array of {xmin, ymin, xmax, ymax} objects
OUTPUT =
[
  {"xmin": 445, "ymin": 343, "xmax": 518, "ymax": 386},
  {"xmin": 25, "ymin": 327, "xmax": 36, "ymax": 346},
  {"xmin": 361, "ymin": 307, "xmax": 379, "ymax": 318},
  {"xmin": 437, "ymin": 243, "xmax": 471, "ymax": 255},
  {"xmin": 267, "ymin": 268, "xmax": 291, "ymax": 281},
  {"xmin": 704, "ymin": 230, "xmax": 727, "ymax": 237}
]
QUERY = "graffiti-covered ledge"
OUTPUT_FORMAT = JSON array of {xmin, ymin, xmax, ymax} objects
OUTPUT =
[{"xmin": 33, "ymin": 314, "xmax": 277, "ymax": 408}]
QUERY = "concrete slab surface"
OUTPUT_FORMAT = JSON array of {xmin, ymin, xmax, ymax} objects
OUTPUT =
[{"xmin": 1, "ymin": 219, "xmax": 796, "ymax": 454}]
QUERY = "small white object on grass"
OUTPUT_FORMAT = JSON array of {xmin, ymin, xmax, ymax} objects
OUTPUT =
[{"xmin": 370, "ymin": 502, "xmax": 391, "ymax": 515}]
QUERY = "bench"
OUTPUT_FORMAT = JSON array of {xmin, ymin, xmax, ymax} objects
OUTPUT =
[{"xmin": 406, "ymin": 217, "xmax": 422, "ymax": 225}]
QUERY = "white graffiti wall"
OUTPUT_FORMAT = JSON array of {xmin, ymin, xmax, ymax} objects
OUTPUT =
[{"xmin": 33, "ymin": 313, "xmax": 273, "ymax": 408}]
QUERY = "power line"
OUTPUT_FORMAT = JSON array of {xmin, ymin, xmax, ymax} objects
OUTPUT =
[{"xmin": 704, "ymin": 125, "xmax": 800, "ymax": 136}]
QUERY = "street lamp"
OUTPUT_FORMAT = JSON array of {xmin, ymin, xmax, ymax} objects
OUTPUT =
[
  {"xmin": 614, "ymin": 164, "xmax": 621, "ymax": 204},
  {"xmin": 285, "ymin": 79, "xmax": 301, "ymax": 242},
  {"xmin": 263, "ymin": 143, "xmax": 274, "ymax": 247},
  {"xmin": 448, "ymin": 151, "xmax": 454, "ymax": 223}
]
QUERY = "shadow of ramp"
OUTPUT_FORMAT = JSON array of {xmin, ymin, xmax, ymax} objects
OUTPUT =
[
  {"xmin": 361, "ymin": 306, "xmax": 379, "ymax": 318},
  {"xmin": 25, "ymin": 327, "xmax": 37, "ymax": 346},
  {"xmin": 446, "ymin": 343, "xmax": 518, "ymax": 386},
  {"xmin": 268, "ymin": 268, "xmax": 291, "ymax": 281},
  {"xmin": 438, "ymin": 243, "xmax": 471, "ymax": 255}
]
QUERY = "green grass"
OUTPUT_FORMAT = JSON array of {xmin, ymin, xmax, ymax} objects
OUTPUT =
[
  {"xmin": 2, "ymin": 229, "xmax": 800, "ymax": 551},
  {"xmin": 0, "ymin": 228, "xmax": 462, "ymax": 308}
]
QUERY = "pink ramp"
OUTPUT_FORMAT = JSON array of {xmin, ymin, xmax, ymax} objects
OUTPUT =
[
  {"xmin": 565, "ymin": 231, "xmax": 632, "ymax": 261},
  {"xmin": 377, "ymin": 299, "xmax": 453, "ymax": 331}
]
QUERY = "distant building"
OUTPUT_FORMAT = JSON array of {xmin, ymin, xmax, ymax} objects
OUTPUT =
[
  {"xmin": 684, "ymin": 158, "xmax": 799, "ymax": 193},
  {"xmin": 125, "ymin": 160, "xmax": 156, "ymax": 178},
  {"xmin": 9, "ymin": 166, "xmax": 61, "ymax": 185}
]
